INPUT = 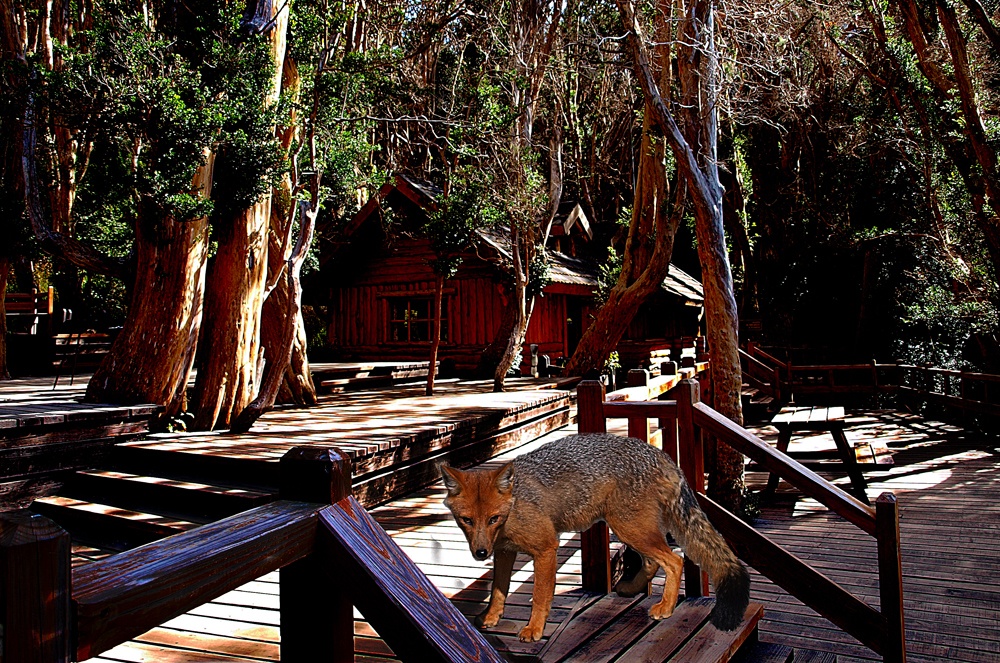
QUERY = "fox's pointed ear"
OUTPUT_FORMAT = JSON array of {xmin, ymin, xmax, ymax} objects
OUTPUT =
[
  {"xmin": 439, "ymin": 463, "xmax": 463, "ymax": 496},
  {"xmin": 494, "ymin": 462, "xmax": 515, "ymax": 494}
]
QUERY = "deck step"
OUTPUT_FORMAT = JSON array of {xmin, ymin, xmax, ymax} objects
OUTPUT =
[
  {"xmin": 31, "ymin": 495, "xmax": 196, "ymax": 551},
  {"xmin": 109, "ymin": 444, "xmax": 280, "ymax": 492},
  {"xmin": 59, "ymin": 469, "xmax": 272, "ymax": 524},
  {"xmin": 482, "ymin": 594, "xmax": 763, "ymax": 662},
  {"xmin": 732, "ymin": 642, "xmax": 793, "ymax": 662}
]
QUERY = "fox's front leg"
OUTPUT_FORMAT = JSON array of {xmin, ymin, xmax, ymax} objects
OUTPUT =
[
  {"xmin": 520, "ymin": 546, "xmax": 557, "ymax": 642},
  {"xmin": 477, "ymin": 547, "xmax": 516, "ymax": 628}
]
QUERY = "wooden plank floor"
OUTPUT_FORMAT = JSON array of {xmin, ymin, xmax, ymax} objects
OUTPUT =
[{"xmin": 84, "ymin": 410, "xmax": 1000, "ymax": 662}]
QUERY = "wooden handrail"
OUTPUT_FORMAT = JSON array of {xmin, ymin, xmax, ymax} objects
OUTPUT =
[
  {"xmin": 73, "ymin": 500, "xmax": 323, "ymax": 660},
  {"xmin": 318, "ymin": 499, "xmax": 504, "ymax": 662},
  {"xmin": 11, "ymin": 446, "xmax": 506, "ymax": 663},
  {"xmin": 575, "ymin": 378, "xmax": 906, "ymax": 663},
  {"xmin": 691, "ymin": 401, "xmax": 877, "ymax": 535},
  {"xmin": 696, "ymin": 494, "xmax": 888, "ymax": 655}
]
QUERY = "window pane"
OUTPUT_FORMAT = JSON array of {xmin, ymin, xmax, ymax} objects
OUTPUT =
[
  {"xmin": 410, "ymin": 299, "xmax": 430, "ymax": 320},
  {"xmin": 390, "ymin": 299, "xmax": 408, "ymax": 322},
  {"xmin": 390, "ymin": 322, "xmax": 407, "ymax": 342},
  {"xmin": 411, "ymin": 320, "xmax": 430, "ymax": 342}
]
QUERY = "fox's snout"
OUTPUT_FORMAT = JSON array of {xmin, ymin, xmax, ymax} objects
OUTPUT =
[{"xmin": 474, "ymin": 547, "xmax": 489, "ymax": 560}]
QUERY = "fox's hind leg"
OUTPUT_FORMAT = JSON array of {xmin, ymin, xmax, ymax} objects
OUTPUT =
[
  {"xmin": 613, "ymin": 554, "xmax": 657, "ymax": 597},
  {"xmin": 607, "ymin": 513, "xmax": 684, "ymax": 620}
]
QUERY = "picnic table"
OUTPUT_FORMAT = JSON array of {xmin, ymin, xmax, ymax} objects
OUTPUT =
[{"xmin": 764, "ymin": 405, "xmax": 871, "ymax": 504}]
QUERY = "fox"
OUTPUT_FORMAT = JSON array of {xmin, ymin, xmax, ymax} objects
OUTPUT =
[{"xmin": 439, "ymin": 433, "xmax": 750, "ymax": 643}]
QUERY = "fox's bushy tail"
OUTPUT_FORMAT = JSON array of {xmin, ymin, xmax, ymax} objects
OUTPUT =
[{"xmin": 668, "ymin": 481, "xmax": 751, "ymax": 631}]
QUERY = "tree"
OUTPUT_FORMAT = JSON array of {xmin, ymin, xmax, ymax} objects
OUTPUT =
[
  {"xmin": 564, "ymin": 0, "xmax": 684, "ymax": 377},
  {"xmin": 616, "ymin": 0, "xmax": 745, "ymax": 510},
  {"xmin": 191, "ymin": 0, "xmax": 290, "ymax": 430}
]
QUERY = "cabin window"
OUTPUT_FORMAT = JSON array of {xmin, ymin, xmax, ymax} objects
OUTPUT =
[{"xmin": 388, "ymin": 296, "xmax": 448, "ymax": 343}]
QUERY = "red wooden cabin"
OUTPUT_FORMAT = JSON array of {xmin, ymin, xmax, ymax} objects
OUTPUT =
[{"xmin": 321, "ymin": 175, "xmax": 704, "ymax": 375}]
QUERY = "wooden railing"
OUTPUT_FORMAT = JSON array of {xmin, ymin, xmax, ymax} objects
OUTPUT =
[
  {"xmin": 897, "ymin": 364, "xmax": 1000, "ymax": 418},
  {"xmin": 746, "ymin": 344, "xmax": 1000, "ymax": 423},
  {"xmin": 576, "ymin": 378, "xmax": 907, "ymax": 663},
  {"xmin": 738, "ymin": 347, "xmax": 782, "ymax": 402},
  {"xmin": 4, "ymin": 447, "xmax": 504, "ymax": 663}
]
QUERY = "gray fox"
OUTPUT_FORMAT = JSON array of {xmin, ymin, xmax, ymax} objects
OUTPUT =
[{"xmin": 440, "ymin": 432, "xmax": 751, "ymax": 642}]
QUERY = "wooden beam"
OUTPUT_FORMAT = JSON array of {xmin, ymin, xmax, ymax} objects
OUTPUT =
[
  {"xmin": 692, "ymin": 402, "xmax": 877, "ymax": 535},
  {"xmin": 697, "ymin": 493, "xmax": 887, "ymax": 656},
  {"xmin": 73, "ymin": 501, "xmax": 322, "ymax": 660},
  {"xmin": 280, "ymin": 448, "xmax": 355, "ymax": 662},
  {"xmin": 577, "ymin": 380, "xmax": 611, "ymax": 594},
  {"xmin": 876, "ymin": 493, "xmax": 907, "ymax": 663},
  {"xmin": 317, "ymin": 500, "xmax": 505, "ymax": 663},
  {"xmin": 0, "ymin": 511, "xmax": 70, "ymax": 662}
]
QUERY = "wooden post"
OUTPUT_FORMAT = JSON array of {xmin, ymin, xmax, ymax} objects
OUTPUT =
[
  {"xmin": 675, "ymin": 380, "xmax": 709, "ymax": 597},
  {"xmin": 0, "ymin": 511, "xmax": 71, "ymax": 662},
  {"xmin": 876, "ymin": 493, "xmax": 907, "ymax": 663},
  {"xmin": 280, "ymin": 447, "xmax": 354, "ymax": 662},
  {"xmin": 577, "ymin": 380, "xmax": 611, "ymax": 594},
  {"xmin": 695, "ymin": 336, "xmax": 708, "ymax": 363},
  {"xmin": 626, "ymin": 369, "xmax": 651, "ymax": 442}
]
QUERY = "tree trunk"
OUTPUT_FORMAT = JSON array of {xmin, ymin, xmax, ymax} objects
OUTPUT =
[
  {"xmin": 492, "ymin": 278, "xmax": 532, "ymax": 392},
  {"xmin": 231, "ymin": 198, "xmax": 317, "ymax": 433},
  {"xmin": 86, "ymin": 167, "xmax": 213, "ymax": 417},
  {"xmin": 477, "ymin": 288, "xmax": 518, "ymax": 377},
  {"xmin": 617, "ymin": 0, "xmax": 744, "ymax": 511},
  {"xmin": 564, "ymin": 101, "xmax": 681, "ymax": 376},
  {"xmin": 0, "ymin": 258, "xmax": 8, "ymax": 380},
  {"xmin": 426, "ymin": 274, "xmax": 444, "ymax": 395},
  {"xmin": 261, "ymin": 204, "xmax": 317, "ymax": 407},
  {"xmin": 190, "ymin": 0, "xmax": 289, "ymax": 429},
  {"xmin": 191, "ymin": 201, "xmax": 270, "ymax": 429}
]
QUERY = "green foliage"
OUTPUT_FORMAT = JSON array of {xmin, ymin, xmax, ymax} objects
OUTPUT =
[
  {"xmin": 424, "ymin": 171, "xmax": 500, "ymax": 279},
  {"xmin": 595, "ymin": 245, "xmax": 623, "ymax": 307}
]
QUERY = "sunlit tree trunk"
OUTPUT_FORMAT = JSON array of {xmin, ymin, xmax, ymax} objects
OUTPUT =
[
  {"xmin": 191, "ymin": 0, "xmax": 289, "ymax": 429},
  {"xmin": 618, "ymin": 0, "xmax": 744, "ymax": 511},
  {"xmin": 86, "ymin": 163, "xmax": 213, "ymax": 417},
  {"xmin": 565, "ymin": 10, "xmax": 680, "ymax": 376}
]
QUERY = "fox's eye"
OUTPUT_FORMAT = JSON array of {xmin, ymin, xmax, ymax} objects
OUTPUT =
[
  {"xmin": 461, "ymin": 517, "xmax": 474, "ymax": 526},
  {"xmin": 489, "ymin": 515, "xmax": 500, "ymax": 525}
]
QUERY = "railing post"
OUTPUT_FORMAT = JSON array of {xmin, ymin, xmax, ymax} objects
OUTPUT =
[
  {"xmin": 627, "ymin": 369, "xmax": 651, "ymax": 442},
  {"xmin": 0, "ymin": 511, "xmax": 71, "ymax": 662},
  {"xmin": 577, "ymin": 380, "xmax": 611, "ymax": 593},
  {"xmin": 675, "ymin": 379, "xmax": 710, "ymax": 597},
  {"xmin": 876, "ymin": 493, "xmax": 907, "ymax": 663},
  {"xmin": 280, "ymin": 447, "xmax": 355, "ymax": 663}
]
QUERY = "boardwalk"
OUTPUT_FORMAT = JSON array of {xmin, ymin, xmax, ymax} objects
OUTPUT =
[{"xmin": 84, "ymin": 407, "xmax": 1000, "ymax": 662}]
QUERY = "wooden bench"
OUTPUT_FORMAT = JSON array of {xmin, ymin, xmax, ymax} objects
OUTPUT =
[
  {"xmin": 5, "ymin": 288, "xmax": 54, "ymax": 335},
  {"xmin": 52, "ymin": 333, "xmax": 112, "ymax": 387},
  {"xmin": 765, "ymin": 406, "xmax": 870, "ymax": 504}
]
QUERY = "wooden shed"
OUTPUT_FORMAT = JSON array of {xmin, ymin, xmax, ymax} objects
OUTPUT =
[{"xmin": 321, "ymin": 175, "xmax": 704, "ymax": 375}]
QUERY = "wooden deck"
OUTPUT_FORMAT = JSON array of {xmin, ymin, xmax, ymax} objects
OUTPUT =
[
  {"xmin": 0, "ymin": 375, "xmax": 160, "ymax": 509},
  {"xmin": 81, "ymin": 408, "xmax": 1000, "ymax": 662}
]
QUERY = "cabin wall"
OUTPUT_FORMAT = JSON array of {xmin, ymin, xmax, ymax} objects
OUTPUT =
[{"xmin": 328, "ymin": 238, "xmax": 514, "ymax": 373}]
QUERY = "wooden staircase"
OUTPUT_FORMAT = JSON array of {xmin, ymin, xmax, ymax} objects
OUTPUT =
[{"xmin": 31, "ymin": 461, "xmax": 272, "ymax": 551}]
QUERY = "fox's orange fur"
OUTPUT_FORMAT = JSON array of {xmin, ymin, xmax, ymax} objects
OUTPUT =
[{"xmin": 440, "ymin": 433, "xmax": 750, "ymax": 642}]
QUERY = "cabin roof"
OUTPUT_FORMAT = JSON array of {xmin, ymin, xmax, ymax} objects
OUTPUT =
[{"xmin": 342, "ymin": 175, "xmax": 704, "ymax": 304}]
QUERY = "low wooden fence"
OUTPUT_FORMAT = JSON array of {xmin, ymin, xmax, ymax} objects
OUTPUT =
[
  {"xmin": 743, "ymin": 343, "xmax": 1000, "ymax": 423},
  {"xmin": 576, "ymin": 378, "xmax": 907, "ymax": 663},
  {"xmin": 3, "ymin": 447, "xmax": 505, "ymax": 663}
]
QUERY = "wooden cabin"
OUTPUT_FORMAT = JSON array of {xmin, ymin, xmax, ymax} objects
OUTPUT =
[{"xmin": 321, "ymin": 175, "xmax": 704, "ymax": 375}]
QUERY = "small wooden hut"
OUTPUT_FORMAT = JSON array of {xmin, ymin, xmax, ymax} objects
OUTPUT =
[{"xmin": 320, "ymin": 175, "xmax": 703, "ymax": 374}]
